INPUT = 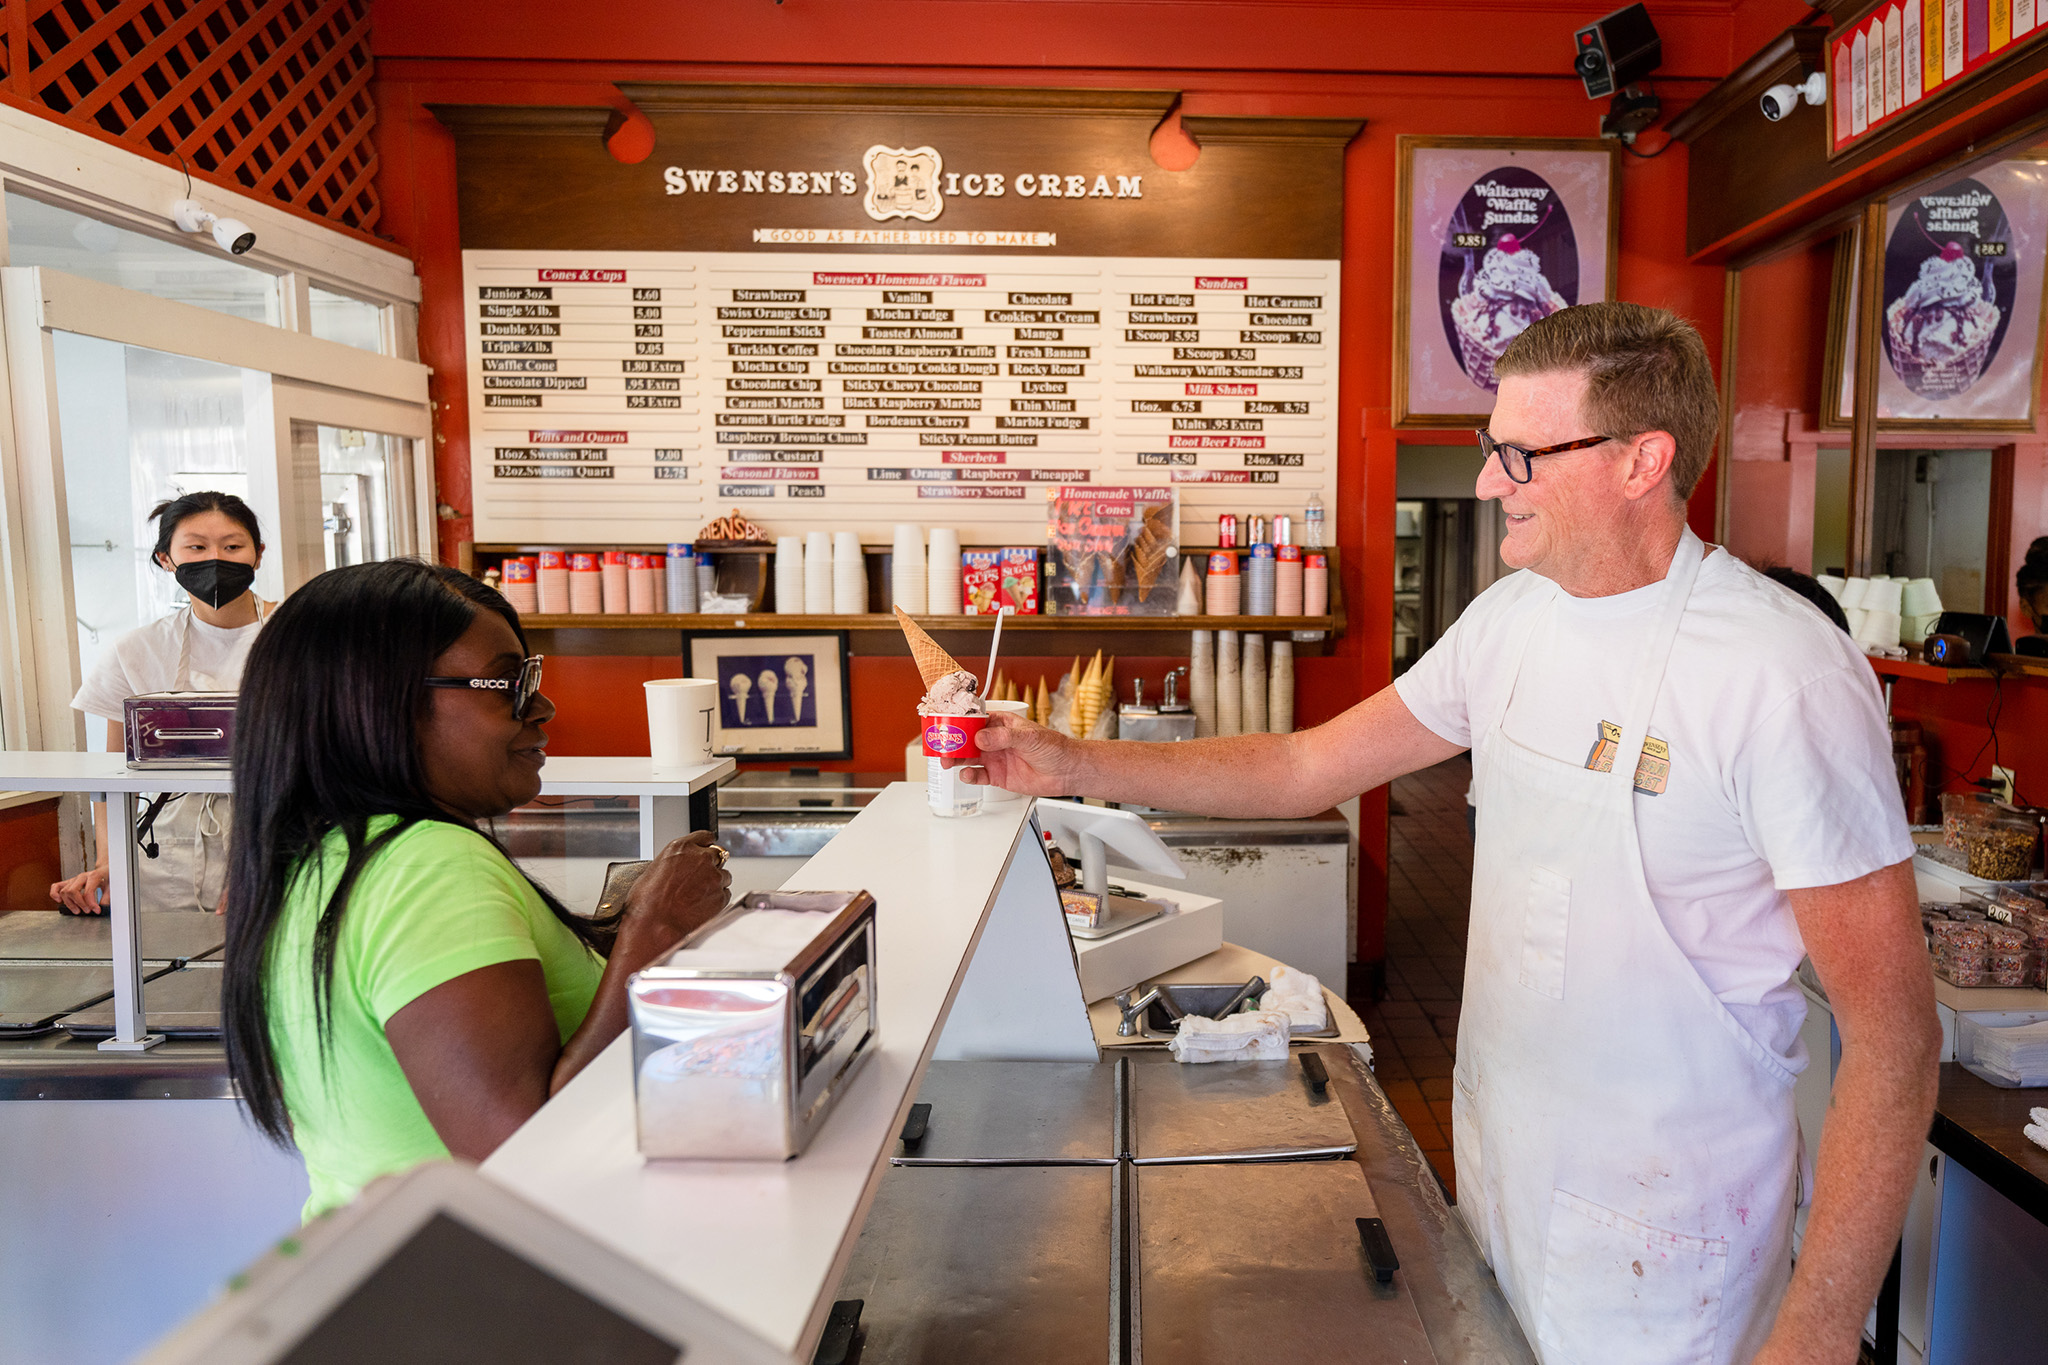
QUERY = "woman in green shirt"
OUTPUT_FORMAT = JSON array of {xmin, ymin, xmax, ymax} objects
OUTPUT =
[{"xmin": 222, "ymin": 560, "xmax": 728, "ymax": 1217}]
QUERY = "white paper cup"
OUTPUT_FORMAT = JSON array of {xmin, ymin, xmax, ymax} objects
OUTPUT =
[
  {"xmin": 979, "ymin": 700, "xmax": 1029, "ymax": 804},
  {"xmin": 646, "ymin": 678, "xmax": 717, "ymax": 768}
]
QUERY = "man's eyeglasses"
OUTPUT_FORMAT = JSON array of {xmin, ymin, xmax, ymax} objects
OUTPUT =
[
  {"xmin": 425, "ymin": 654, "xmax": 545, "ymax": 721},
  {"xmin": 1476, "ymin": 429, "xmax": 1619, "ymax": 484}
]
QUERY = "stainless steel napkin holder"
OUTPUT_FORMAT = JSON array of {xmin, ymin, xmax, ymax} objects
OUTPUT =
[
  {"xmin": 629, "ymin": 888, "xmax": 878, "ymax": 1160},
  {"xmin": 123, "ymin": 692, "xmax": 237, "ymax": 768}
]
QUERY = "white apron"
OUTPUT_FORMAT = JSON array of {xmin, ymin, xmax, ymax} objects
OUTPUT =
[
  {"xmin": 134, "ymin": 607, "xmax": 254, "ymax": 914},
  {"xmin": 1454, "ymin": 535, "xmax": 1799, "ymax": 1365}
]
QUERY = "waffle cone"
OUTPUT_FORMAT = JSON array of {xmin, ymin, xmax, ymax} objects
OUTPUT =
[{"xmin": 894, "ymin": 606, "xmax": 966, "ymax": 688}]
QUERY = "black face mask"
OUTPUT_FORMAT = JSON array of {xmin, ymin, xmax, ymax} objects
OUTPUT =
[{"xmin": 173, "ymin": 558, "xmax": 256, "ymax": 610}]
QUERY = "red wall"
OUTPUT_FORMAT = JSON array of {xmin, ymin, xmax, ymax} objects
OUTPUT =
[
  {"xmin": 0, "ymin": 800, "xmax": 62, "ymax": 913},
  {"xmin": 367, "ymin": 0, "xmax": 1772, "ymax": 975}
]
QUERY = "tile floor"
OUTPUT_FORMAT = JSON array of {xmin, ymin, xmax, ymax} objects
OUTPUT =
[{"xmin": 1353, "ymin": 754, "xmax": 1472, "ymax": 1200}]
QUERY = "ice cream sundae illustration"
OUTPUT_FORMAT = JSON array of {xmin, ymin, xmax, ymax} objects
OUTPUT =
[
  {"xmin": 1451, "ymin": 232, "xmax": 1569, "ymax": 392},
  {"xmin": 1886, "ymin": 238, "xmax": 2002, "ymax": 400}
]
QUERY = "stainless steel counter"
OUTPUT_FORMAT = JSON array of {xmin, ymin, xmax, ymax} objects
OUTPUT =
[{"xmin": 0, "ymin": 1033, "xmax": 232, "ymax": 1100}]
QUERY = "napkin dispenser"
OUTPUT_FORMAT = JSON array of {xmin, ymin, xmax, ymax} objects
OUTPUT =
[
  {"xmin": 1118, "ymin": 671, "xmax": 1196, "ymax": 744},
  {"xmin": 630, "ymin": 888, "xmax": 877, "ymax": 1160},
  {"xmin": 123, "ymin": 692, "xmax": 237, "ymax": 768}
]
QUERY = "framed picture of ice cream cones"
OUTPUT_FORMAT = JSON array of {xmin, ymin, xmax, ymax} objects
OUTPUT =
[
  {"xmin": 1394, "ymin": 135, "xmax": 1621, "ymax": 428},
  {"xmin": 1863, "ymin": 156, "xmax": 2048, "ymax": 429},
  {"xmin": 681, "ymin": 629, "xmax": 853, "ymax": 759}
]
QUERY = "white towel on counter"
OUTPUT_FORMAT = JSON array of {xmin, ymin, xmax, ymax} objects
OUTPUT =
[
  {"xmin": 1167, "ymin": 1010, "xmax": 1291, "ymax": 1063},
  {"xmin": 1259, "ymin": 964, "xmax": 1329, "ymax": 1033},
  {"xmin": 2027, "ymin": 1108, "xmax": 2048, "ymax": 1156}
]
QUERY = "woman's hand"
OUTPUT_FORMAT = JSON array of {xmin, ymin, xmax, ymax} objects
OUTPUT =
[
  {"xmin": 49, "ymin": 866, "xmax": 109, "ymax": 915},
  {"xmin": 616, "ymin": 831, "xmax": 732, "ymax": 955},
  {"xmin": 946, "ymin": 711, "xmax": 1080, "ymax": 797}
]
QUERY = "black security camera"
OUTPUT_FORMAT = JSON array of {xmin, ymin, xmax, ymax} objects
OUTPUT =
[{"xmin": 1574, "ymin": 4, "xmax": 1662, "ymax": 100}]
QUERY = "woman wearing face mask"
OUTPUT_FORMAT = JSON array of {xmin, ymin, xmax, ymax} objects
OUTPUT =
[{"xmin": 50, "ymin": 491, "xmax": 270, "ymax": 915}]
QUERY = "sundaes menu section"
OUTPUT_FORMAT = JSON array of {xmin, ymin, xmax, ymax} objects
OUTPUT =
[{"xmin": 463, "ymin": 250, "xmax": 1337, "ymax": 546}]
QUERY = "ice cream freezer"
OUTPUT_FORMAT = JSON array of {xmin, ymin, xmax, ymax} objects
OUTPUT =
[{"xmin": 840, "ymin": 1049, "xmax": 1520, "ymax": 1364}]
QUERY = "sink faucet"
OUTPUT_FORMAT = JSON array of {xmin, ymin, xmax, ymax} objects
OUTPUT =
[{"xmin": 1114, "ymin": 987, "xmax": 1162, "ymax": 1036}]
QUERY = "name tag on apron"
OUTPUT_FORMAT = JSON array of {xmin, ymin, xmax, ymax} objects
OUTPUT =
[{"xmin": 1586, "ymin": 721, "xmax": 1670, "ymax": 796}]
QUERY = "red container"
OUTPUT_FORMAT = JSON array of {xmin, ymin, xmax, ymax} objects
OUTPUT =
[{"xmin": 921, "ymin": 711, "xmax": 989, "ymax": 758}]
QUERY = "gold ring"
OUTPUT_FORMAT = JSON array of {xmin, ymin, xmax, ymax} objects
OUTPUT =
[{"xmin": 711, "ymin": 844, "xmax": 730, "ymax": 867}]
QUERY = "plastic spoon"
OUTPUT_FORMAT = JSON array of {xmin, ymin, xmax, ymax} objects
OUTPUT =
[{"xmin": 983, "ymin": 605, "xmax": 1009, "ymax": 697}]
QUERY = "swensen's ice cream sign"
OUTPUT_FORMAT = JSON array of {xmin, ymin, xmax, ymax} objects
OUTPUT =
[{"xmin": 663, "ymin": 142, "xmax": 1145, "ymax": 220}]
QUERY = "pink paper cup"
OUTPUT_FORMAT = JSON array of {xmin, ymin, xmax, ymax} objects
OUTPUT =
[{"xmin": 921, "ymin": 711, "xmax": 989, "ymax": 759}]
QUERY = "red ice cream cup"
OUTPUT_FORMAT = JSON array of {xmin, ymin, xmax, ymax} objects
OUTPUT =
[{"xmin": 921, "ymin": 710, "xmax": 990, "ymax": 759}]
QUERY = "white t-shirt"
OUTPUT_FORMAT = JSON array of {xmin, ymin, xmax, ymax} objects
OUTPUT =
[
  {"xmin": 72, "ymin": 609, "xmax": 265, "ymax": 725},
  {"xmin": 1394, "ymin": 538, "xmax": 1913, "ymax": 1060}
]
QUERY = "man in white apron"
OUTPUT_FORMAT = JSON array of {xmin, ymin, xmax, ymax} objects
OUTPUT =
[{"xmin": 967, "ymin": 302, "xmax": 1940, "ymax": 1363}]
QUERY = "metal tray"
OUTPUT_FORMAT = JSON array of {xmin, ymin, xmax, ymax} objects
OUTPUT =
[
  {"xmin": 1128, "ymin": 981, "xmax": 1339, "ymax": 1041},
  {"xmin": 892, "ymin": 1060, "xmax": 1118, "ymax": 1165},
  {"xmin": 1134, "ymin": 1160, "xmax": 1438, "ymax": 1363},
  {"xmin": 1126, "ymin": 1053, "xmax": 1356, "ymax": 1164},
  {"xmin": 60, "ymin": 963, "xmax": 223, "ymax": 1038},
  {"xmin": 0, "ymin": 910, "xmax": 224, "ymax": 963},
  {"xmin": 836, "ymin": 1163, "xmax": 1114, "ymax": 1364}
]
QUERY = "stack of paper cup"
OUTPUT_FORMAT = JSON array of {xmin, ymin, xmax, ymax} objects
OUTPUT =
[
  {"xmin": 666, "ymin": 545, "xmax": 696, "ymax": 614},
  {"xmin": 1269, "ymin": 639, "xmax": 1295, "ymax": 733},
  {"xmin": 696, "ymin": 559, "xmax": 718, "ymax": 607},
  {"xmin": 927, "ymin": 528, "xmax": 962, "ymax": 614},
  {"xmin": 645, "ymin": 678, "xmax": 717, "ymax": 770},
  {"xmin": 1205, "ymin": 551, "xmax": 1241, "ymax": 616},
  {"xmin": 775, "ymin": 536, "xmax": 805, "ymax": 614},
  {"xmin": 569, "ymin": 553, "xmax": 603, "ymax": 614},
  {"xmin": 1816, "ymin": 574, "xmax": 1847, "ymax": 602},
  {"xmin": 650, "ymin": 555, "xmax": 668, "ymax": 612},
  {"xmin": 1839, "ymin": 577, "xmax": 1871, "ymax": 610},
  {"xmin": 1190, "ymin": 628, "xmax": 1216, "ymax": 738},
  {"xmin": 500, "ymin": 556, "xmax": 539, "ymax": 614},
  {"xmin": 1244, "ymin": 546, "xmax": 1276, "ymax": 616},
  {"xmin": 891, "ymin": 523, "xmax": 928, "ymax": 613},
  {"xmin": 1216, "ymin": 629, "xmax": 1242, "ymax": 736},
  {"xmin": 833, "ymin": 531, "xmax": 865, "ymax": 614},
  {"xmin": 1241, "ymin": 633, "xmax": 1267, "ymax": 732},
  {"xmin": 626, "ymin": 553, "xmax": 657, "ymax": 613},
  {"xmin": 1901, "ymin": 578, "xmax": 1943, "ymax": 644},
  {"xmin": 1275, "ymin": 545, "xmax": 1304, "ymax": 616},
  {"xmin": 538, "ymin": 550, "xmax": 570, "ymax": 614},
  {"xmin": 1863, "ymin": 578, "xmax": 1905, "ymax": 615},
  {"xmin": 601, "ymin": 551, "xmax": 630, "ymax": 614},
  {"xmin": 804, "ymin": 531, "xmax": 833, "ymax": 613}
]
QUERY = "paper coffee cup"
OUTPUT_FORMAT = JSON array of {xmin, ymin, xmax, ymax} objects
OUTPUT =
[
  {"xmin": 980, "ymin": 700, "xmax": 1029, "ymax": 804},
  {"xmin": 646, "ymin": 678, "xmax": 717, "ymax": 768},
  {"xmin": 921, "ymin": 710, "xmax": 989, "ymax": 759}
]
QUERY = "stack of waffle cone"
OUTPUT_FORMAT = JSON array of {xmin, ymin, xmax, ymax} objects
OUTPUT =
[
  {"xmin": 1070, "ymin": 651, "xmax": 1116, "ymax": 738},
  {"xmin": 895, "ymin": 606, "xmax": 967, "ymax": 691},
  {"xmin": 1033, "ymin": 676, "xmax": 1050, "ymax": 726}
]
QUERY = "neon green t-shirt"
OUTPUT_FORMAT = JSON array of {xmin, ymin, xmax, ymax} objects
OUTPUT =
[{"xmin": 264, "ymin": 815, "xmax": 602, "ymax": 1219}]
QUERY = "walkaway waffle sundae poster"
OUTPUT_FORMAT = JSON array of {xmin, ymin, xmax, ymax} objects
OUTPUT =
[
  {"xmin": 1395, "ymin": 136, "xmax": 1619, "ymax": 427},
  {"xmin": 1880, "ymin": 160, "xmax": 2048, "ymax": 425}
]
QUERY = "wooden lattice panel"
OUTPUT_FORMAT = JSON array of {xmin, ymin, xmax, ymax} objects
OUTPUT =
[{"xmin": 1, "ymin": 0, "xmax": 378, "ymax": 234}]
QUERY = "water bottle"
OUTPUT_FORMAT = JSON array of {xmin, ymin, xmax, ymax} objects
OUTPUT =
[{"xmin": 1304, "ymin": 493, "xmax": 1326, "ymax": 550}]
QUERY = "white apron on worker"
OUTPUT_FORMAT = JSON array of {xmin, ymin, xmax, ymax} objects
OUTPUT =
[
  {"xmin": 133, "ymin": 607, "xmax": 249, "ymax": 914},
  {"xmin": 1454, "ymin": 534, "xmax": 1799, "ymax": 1365}
]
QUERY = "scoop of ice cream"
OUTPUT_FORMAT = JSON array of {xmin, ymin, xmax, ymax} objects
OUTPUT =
[
  {"xmin": 921, "ymin": 669, "xmax": 986, "ymax": 716},
  {"xmin": 1453, "ymin": 237, "xmax": 1568, "ymax": 353}
]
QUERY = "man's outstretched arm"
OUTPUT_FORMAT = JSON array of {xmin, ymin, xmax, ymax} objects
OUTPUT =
[{"xmin": 957, "ymin": 682, "xmax": 1464, "ymax": 818}]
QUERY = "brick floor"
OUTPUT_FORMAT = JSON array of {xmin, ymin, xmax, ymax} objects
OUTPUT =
[{"xmin": 1353, "ymin": 754, "xmax": 1472, "ymax": 1200}]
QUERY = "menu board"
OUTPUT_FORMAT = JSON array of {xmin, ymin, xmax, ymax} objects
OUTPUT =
[{"xmin": 463, "ymin": 250, "xmax": 1338, "ymax": 546}]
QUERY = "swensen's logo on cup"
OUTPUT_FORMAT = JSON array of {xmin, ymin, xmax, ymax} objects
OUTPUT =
[
  {"xmin": 925, "ymin": 719, "xmax": 969, "ymax": 753},
  {"xmin": 864, "ymin": 145, "xmax": 943, "ymax": 222}
]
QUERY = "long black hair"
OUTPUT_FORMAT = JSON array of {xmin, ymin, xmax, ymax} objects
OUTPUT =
[
  {"xmin": 149, "ymin": 490, "xmax": 264, "ymax": 565},
  {"xmin": 222, "ymin": 559, "xmax": 613, "ymax": 1145},
  {"xmin": 2018, "ymin": 536, "xmax": 2048, "ymax": 615}
]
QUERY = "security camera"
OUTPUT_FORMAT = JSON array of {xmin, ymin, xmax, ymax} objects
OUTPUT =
[
  {"xmin": 171, "ymin": 198, "xmax": 257, "ymax": 255},
  {"xmin": 1761, "ymin": 71, "xmax": 1828, "ymax": 122},
  {"xmin": 1574, "ymin": 4, "xmax": 1661, "ymax": 100}
]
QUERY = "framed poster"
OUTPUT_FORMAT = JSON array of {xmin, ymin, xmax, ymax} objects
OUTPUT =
[
  {"xmin": 1395, "ymin": 136, "xmax": 1621, "ymax": 428},
  {"xmin": 1866, "ymin": 156, "xmax": 2048, "ymax": 428},
  {"xmin": 681, "ymin": 630, "xmax": 853, "ymax": 759}
]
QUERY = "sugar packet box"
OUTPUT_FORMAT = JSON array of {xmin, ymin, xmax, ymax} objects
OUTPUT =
[
  {"xmin": 962, "ymin": 550, "xmax": 1003, "ymax": 614},
  {"xmin": 998, "ymin": 547, "xmax": 1040, "ymax": 614}
]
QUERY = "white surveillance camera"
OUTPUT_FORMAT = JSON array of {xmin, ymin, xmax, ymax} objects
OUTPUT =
[
  {"xmin": 1761, "ymin": 70, "xmax": 1827, "ymax": 122},
  {"xmin": 170, "ymin": 198, "xmax": 256, "ymax": 255},
  {"xmin": 212, "ymin": 218, "xmax": 256, "ymax": 255}
]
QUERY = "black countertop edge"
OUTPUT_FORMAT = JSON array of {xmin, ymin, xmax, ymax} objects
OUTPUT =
[{"xmin": 1930, "ymin": 1107, "xmax": 2048, "ymax": 1228}]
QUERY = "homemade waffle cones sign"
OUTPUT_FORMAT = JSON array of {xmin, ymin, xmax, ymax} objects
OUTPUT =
[{"xmin": 894, "ymin": 606, "xmax": 967, "ymax": 688}]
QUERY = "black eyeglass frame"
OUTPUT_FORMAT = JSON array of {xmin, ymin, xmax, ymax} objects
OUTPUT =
[
  {"xmin": 424, "ymin": 654, "xmax": 545, "ymax": 721},
  {"xmin": 1475, "ymin": 429, "xmax": 1622, "ymax": 485}
]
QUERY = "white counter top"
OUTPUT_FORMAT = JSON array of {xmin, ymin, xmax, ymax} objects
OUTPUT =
[{"xmin": 481, "ymin": 783, "xmax": 1043, "ymax": 1359}]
